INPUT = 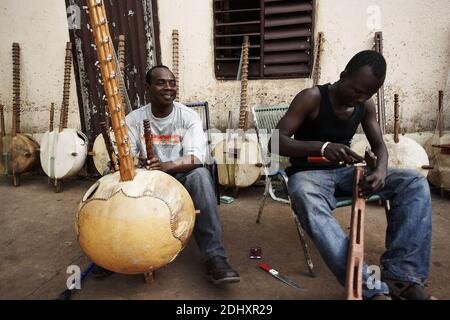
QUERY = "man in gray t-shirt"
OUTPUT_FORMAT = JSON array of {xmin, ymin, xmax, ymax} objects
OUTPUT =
[
  {"xmin": 126, "ymin": 100, "xmax": 206, "ymax": 165},
  {"xmin": 121, "ymin": 66, "xmax": 238, "ymax": 284}
]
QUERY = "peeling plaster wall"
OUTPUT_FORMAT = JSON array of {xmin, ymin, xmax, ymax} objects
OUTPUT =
[
  {"xmin": 315, "ymin": 0, "xmax": 450, "ymax": 133},
  {"xmin": 156, "ymin": 0, "xmax": 311, "ymax": 130},
  {"xmin": 0, "ymin": 0, "xmax": 448, "ymax": 137},
  {"xmin": 0, "ymin": 0, "xmax": 80, "ymax": 142},
  {"xmin": 157, "ymin": 0, "xmax": 450, "ymax": 132}
]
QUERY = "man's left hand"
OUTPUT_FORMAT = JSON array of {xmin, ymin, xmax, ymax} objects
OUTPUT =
[
  {"xmin": 360, "ymin": 169, "xmax": 386, "ymax": 197},
  {"xmin": 145, "ymin": 157, "xmax": 168, "ymax": 171}
]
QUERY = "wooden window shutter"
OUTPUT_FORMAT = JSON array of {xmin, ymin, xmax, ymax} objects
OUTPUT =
[
  {"xmin": 263, "ymin": 0, "xmax": 313, "ymax": 78},
  {"xmin": 214, "ymin": 0, "xmax": 261, "ymax": 79},
  {"xmin": 214, "ymin": 0, "xmax": 314, "ymax": 79}
]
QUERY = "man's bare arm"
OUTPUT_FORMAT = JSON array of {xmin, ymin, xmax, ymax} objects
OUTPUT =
[
  {"xmin": 271, "ymin": 88, "xmax": 364, "ymax": 163},
  {"xmin": 271, "ymin": 88, "xmax": 324, "ymax": 158},
  {"xmin": 361, "ymin": 99, "xmax": 388, "ymax": 174},
  {"xmin": 360, "ymin": 99, "xmax": 389, "ymax": 195}
]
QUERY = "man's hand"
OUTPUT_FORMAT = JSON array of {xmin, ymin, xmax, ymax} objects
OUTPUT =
[
  {"xmin": 360, "ymin": 169, "xmax": 386, "ymax": 197},
  {"xmin": 145, "ymin": 157, "xmax": 166, "ymax": 171},
  {"xmin": 139, "ymin": 155, "xmax": 201, "ymax": 174},
  {"xmin": 323, "ymin": 143, "xmax": 365, "ymax": 164},
  {"xmin": 138, "ymin": 156, "xmax": 166, "ymax": 171}
]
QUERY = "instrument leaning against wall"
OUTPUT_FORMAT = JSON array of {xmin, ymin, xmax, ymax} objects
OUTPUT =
[
  {"xmin": 9, "ymin": 42, "xmax": 40, "ymax": 186},
  {"xmin": 312, "ymin": 32, "xmax": 324, "ymax": 87},
  {"xmin": 76, "ymin": 0, "xmax": 195, "ymax": 279},
  {"xmin": 0, "ymin": 104, "xmax": 6, "ymax": 175},
  {"xmin": 213, "ymin": 36, "xmax": 263, "ymax": 190},
  {"xmin": 427, "ymin": 90, "xmax": 450, "ymax": 192},
  {"xmin": 39, "ymin": 42, "xmax": 88, "ymax": 192},
  {"xmin": 1, "ymin": 88, "xmax": 9, "ymax": 177},
  {"xmin": 92, "ymin": 123, "xmax": 117, "ymax": 175},
  {"xmin": 352, "ymin": 94, "xmax": 430, "ymax": 176}
]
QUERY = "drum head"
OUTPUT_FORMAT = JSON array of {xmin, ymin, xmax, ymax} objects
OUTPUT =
[
  {"xmin": 10, "ymin": 134, "xmax": 39, "ymax": 173},
  {"xmin": 40, "ymin": 129, "xmax": 87, "ymax": 179}
]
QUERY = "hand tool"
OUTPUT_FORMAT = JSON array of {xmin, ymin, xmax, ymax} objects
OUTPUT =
[
  {"xmin": 307, "ymin": 147, "xmax": 375, "ymax": 168},
  {"xmin": 258, "ymin": 262, "xmax": 306, "ymax": 292}
]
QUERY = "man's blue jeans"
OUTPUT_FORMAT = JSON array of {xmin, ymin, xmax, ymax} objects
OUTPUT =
[
  {"xmin": 288, "ymin": 166, "xmax": 432, "ymax": 299},
  {"xmin": 173, "ymin": 167, "xmax": 227, "ymax": 260}
]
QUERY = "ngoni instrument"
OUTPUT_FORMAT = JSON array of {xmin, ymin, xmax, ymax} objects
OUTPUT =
[
  {"xmin": 9, "ymin": 42, "xmax": 40, "ymax": 186},
  {"xmin": 39, "ymin": 42, "xmax": 88, "ymax": 192},
  {"xmin": 352, "ymin": 94, "xmax": 430, "ymax": 177},
  {"xmin": 214, "ymin": 36, "xmax": 263, "ymax": 192}
]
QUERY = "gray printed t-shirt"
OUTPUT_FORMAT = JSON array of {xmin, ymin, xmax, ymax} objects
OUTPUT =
[{"xmin": 126, "ymin": 102, "xmax": 206, "ymax": 163}]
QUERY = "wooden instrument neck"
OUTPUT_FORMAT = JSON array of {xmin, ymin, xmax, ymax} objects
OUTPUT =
[
  {"xmin": 374, "ymin": 32, "xmax": 386, "ymax": 134},
  {"xmin": 345, "ymin": 164, "xmax": 366, "ymax": 300},
  {"xmin": 60, "ymin": 42, "xmax": 72, "ymax": 132},
  {"xmin": 86, "ymin": 0, "xmax": 135, "ymax": 181},
  {"xmin": 0, "ymin": 104, "xmax": 5, "ymax": 137},
  {"xmin": 438, "ymin": 90, "xmax": 444, "ymax": 137},
  {"xmin": 394, "ymin": 94, "xmax": 400, "ymax": 143},
  {"xmin": 143, "ymin": 119, "xmax": 155, "ymax": 161},
  {"xmin": 312, "ymin": 32, "xmax": 324, "ymax": 87},
  {"xmin": 172, "ymin": 30, "xmax": 180, "ymax": 101},
  {"xmin": 100, "ymin": 121, "xmax": 119, "ymax": 172},
  {"xmin": 375, "ymin": 32, "xmax": 383, "ymax": 53},
  {"xmin": 238, "ymin": 36, "xmax": 250, "ymax": 131},
  {"xmin": 12, "ymin": 42, "xmax": 20, "ymax": 137},
  {"xmin": 49, "ymin": 103, "xmax": 55, "ymax": 132}
]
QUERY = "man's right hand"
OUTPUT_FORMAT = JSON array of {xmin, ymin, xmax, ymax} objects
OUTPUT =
[{"xmin": 323, "ymin": 143, "xmax": 365, "ymax": 164}]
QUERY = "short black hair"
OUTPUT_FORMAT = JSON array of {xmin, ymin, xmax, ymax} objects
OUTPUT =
[
  {"xmin": 345, "ymin": 50, "xmax": 386, "ymax": 79},
  {"xmin": 145, "ymin": 65, "xmax": 171, "ymax": 85}
]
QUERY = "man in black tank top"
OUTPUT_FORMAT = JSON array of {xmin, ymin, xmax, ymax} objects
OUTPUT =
[{"xmin": 273, "ymin": 50, "xmax": 434, "ymax": 299}]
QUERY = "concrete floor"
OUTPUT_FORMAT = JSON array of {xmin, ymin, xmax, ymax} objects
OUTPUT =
[{"xmin": 0, "ymin": 174, "xmax": 449, "ymax": 300}]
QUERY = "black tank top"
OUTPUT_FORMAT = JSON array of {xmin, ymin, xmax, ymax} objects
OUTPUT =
[{"xmin": 286, "ymin": 84, "xmax": 366, "ymax": 176}]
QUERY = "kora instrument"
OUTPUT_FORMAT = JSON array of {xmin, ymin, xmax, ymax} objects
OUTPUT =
[{"xmin": 76, "ymin": 0, "xmax": 195, "ymax": 275}]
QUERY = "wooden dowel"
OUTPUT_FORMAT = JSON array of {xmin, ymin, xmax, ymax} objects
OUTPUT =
[
  {"xmin": 0, "ymin": 104, "xmax": 4, "ymax": 160},
  {"xmin": 438, "ymin": 90, "xmax": 444, "ymax": 138},
  {"xmin": 312, "ymin": 32, "xmax": 324, "ymax": 87},
  {"xmin": 238, "ymin": 36, "xmax": 250, "ymax": 130},
  {"xmin": 394, "ymin": 94, "xmax": 400, "ymax": 143},
  {"xmin": 49, "ymin": 103, "xmax": 55, "ymax": 131},
  {"xmin": 100, "ymin": 121, "xmax": 119, "ymax": 171},
  {"xmin": 143, "ymin": 119, "xmax": 154, "ymax": 160}
]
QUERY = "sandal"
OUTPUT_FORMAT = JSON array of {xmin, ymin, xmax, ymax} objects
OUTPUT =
[
  {"xmin": 386, "ymin": 280, "xmax": 437, "ymax": 300},
  {"xmin": 367, "ymin": 293, "xmax": 392, "ymax": 300}
]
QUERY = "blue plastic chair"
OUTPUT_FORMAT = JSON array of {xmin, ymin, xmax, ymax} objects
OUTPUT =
[{"xmin": 252, "ymin": 104, "xmax": 390, "ymax": 278}]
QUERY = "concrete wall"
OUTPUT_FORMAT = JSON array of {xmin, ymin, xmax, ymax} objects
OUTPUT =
[
  {"xmin": 0, "ymin": 0, "xmax": 448, "ymax": 136},
  {"xmin": 315, "ymin": 0, "xmax": 450, "ymax": 133},
  {"xmin": 0, "ymin": 0, "xmax": 80, "ymax": 141},
  {"xmin": 156, "ymin": 0, "xmax": 311, "ymax": 130},
  {"xmin": 157, "ymin": 0, "xmax": 450, "ymax": 132}
]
